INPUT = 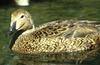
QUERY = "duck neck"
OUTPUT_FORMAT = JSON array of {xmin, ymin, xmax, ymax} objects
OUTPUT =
[
  {"xmin": 32, "ymin": 24, "xmax": 35, "ymax": 31},
  {"xmin": 9, "ymin": 25, "xmax": 35, "ymax": 49}
]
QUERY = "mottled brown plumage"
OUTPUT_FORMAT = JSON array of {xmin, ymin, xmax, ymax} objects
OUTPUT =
[{"xmin": 9, "ymin": 9, "xmax": 100, "ymax": 63}]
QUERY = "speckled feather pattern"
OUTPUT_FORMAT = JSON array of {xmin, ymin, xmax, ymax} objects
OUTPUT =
[
  {"xmin": 10, "ymin": 9, "xmax": 100, "ymax": 55},
  {"xmin": 12, "ymin": 21, "xmax": 100, "ymax": 54}
]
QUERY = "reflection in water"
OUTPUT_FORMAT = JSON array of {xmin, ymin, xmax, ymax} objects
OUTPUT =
[{"xmin": 15, "ymin": 48, "xmax": 100, "ymax": 65}]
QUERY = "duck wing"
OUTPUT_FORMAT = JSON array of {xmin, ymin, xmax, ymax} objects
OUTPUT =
[{"xmin": 11, "ymin": 20, "xmax": 100, "ymax": 54}]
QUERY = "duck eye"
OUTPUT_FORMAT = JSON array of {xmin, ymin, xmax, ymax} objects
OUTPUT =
[{"xmin": 20, "ymin": 15, "xmax": 24, "ymax": 18}]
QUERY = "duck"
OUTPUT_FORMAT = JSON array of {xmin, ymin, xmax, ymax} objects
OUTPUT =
[{"xmin": 9, "ymin": 9, "xmax": 100, "ymax": 55}]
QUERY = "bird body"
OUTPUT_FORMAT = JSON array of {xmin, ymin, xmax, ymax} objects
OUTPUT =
[
  {"xmin": 9, "ymin": 9, "xmax": 100, "ymax": 62},
  {"xmin": 12, "ymin": 33, "xmax": 100, "ymax": 54}
]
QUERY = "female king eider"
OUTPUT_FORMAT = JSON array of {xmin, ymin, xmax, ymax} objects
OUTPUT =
[{"xmin": 9, "ymin": 9, "xmax": 100, "ymax": 57}]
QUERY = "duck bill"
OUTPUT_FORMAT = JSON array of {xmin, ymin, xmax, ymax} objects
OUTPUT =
[{"xmin": 8, "ymin": 22, "xmax": 17, "ymax": 36}]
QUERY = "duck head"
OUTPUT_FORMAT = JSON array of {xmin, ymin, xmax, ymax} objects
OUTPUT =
[{"xmin": 9, "ymin": 9, "xmax": 34, "ymax": 35}]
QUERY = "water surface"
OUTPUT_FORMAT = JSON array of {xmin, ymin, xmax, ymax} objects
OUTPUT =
[{"xmin": 0, "ymin": 0, "xmax": 100, "ymax": 65}]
